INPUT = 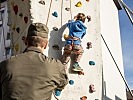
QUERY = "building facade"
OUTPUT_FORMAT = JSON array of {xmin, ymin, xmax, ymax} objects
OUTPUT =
[{"xmin": 0, "ymin": 0, "xmax": 126, "ymax": 99}]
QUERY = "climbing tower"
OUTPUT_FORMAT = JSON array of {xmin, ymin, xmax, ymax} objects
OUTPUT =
[{"xmin": 0, "ymin": 0, "xmax": 127, "ymax": 99}]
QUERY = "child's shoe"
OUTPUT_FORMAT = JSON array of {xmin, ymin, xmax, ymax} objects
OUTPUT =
[{"xmin": 72, "ymin": 62, "xmax": 83, "ymax": 72}]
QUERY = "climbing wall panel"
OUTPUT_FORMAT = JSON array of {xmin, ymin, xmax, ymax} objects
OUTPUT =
[
  {"xmin": 7, "ymin": 0, "xmax": 102, "ymax": 99},
  {"xmin": 7, "ymin": 0, "xmax": 32, "ymax": 54}
]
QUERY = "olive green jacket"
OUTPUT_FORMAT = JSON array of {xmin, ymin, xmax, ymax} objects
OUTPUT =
[{"xmin": 0, "ymin": 47, "xmax": 68, "ymax": 100}]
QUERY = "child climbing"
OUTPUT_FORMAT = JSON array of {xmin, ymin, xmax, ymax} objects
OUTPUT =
[{"xmin": 62, "ymin": 13, "xmax": 89, "ymax": 72}]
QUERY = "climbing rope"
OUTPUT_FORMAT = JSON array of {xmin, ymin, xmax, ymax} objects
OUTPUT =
[
  {"xmin": 69, "ymin": 0, "xmax": 72, "ymax": 20},
  {"xmin": 101, "ymin": 34, "xmax": 133, "ymax": 98},
  {"xmin": 61, "ymin": 0, "xmax": 63, "ymax": 26},
  {"xmin": 0, "ymin": 8, "xmax": 7, "ymax": 59},
  {"xmin": 46, "ymin": 0, "xmax": 53, "ymax": 26}
]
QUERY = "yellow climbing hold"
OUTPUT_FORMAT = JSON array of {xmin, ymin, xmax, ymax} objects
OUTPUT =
[
  {"xmin": 12, "ymin": 24, "xmax": 16, "ymax": 30},
  {"xmin": 14, "ymin": 43, "xmax": 19, "ymax": 52},
  {"xmin": 75, "ymin": 1, "xmax": 82, "ymax": 7},
  {"xmin": 64, "ymin": 34, "xmax": 69, "ymax": 40}
]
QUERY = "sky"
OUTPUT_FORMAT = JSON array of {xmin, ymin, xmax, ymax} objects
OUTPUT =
[{"xmin": 119, "ymin": 0, "xmax": 133, "ymax": 89}]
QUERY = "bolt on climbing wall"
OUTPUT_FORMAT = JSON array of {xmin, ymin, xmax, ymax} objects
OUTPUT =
[{"xmin": 7, "ymin": 0, "xmax": 102, "ymax": 99}]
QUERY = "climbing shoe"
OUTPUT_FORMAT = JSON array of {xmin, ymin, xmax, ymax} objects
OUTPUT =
[{"xmin": 72, "ymin": 62, "xmax": 83, "ymax": 72}]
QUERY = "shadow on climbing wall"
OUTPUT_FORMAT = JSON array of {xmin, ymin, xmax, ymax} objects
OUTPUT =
[{"xmin": 48, "ymin": 24, "xmax": 67, "ymax": 60}]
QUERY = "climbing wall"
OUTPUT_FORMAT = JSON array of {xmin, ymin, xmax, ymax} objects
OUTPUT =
[
  {"xmin": 7, "ymin": 0, "xmax": 102, "ymax": 99},
  {"xmin": 7, "ymin": 0, "xmax": 32, "ymax": 54}
]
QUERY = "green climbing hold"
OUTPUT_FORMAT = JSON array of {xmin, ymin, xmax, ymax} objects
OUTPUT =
[
  {"xmin": 69, "ymin": 80, "xmax": 74, "ymax": 85},
  {"xmin": 52, "ymin": 11, "xmax": 58, "ymax": 17},
  {"xmin": 39, "ymin": 0, "xmax": 45, "ymax": 5},
  {"xmin": 55, "ymin": 89, "xmax": 61, "ymax": 96},
  {"xmin": 89, "ymin": 61, "xmax": 95, "ymax": 65}
]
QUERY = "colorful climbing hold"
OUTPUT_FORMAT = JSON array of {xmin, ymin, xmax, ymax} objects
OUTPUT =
[
  {"xmin": 53, "ymin": 27, "xmax": 58, "ymax": 31},
  {"xmin": 89, "ymin": 84, "xmax": 96, "ymax": 93},
  {"xmin": 65, "ymin": 7, "xmax": 70, "ymax": 11},
  {"xmin": 64, "ymin": 34, "xmax": 69, "ymax": 40},
  {"xmin": 14, "ymin": 43, "xmax": 19, "ymax": 52},
  {"xmin": 75, "ymin": 1, "xmax": 82, "ymax": 7},
  {"xmin": 86, "ymin": 0, "xmax": 90, "ymax": 2},
  {"xmin": 87, "ymin": 15, "xmax": 91, "ymax": 22},
  {"xmin": 52, "ymin": 44, "xmax": 59, "ymax": 50},
  {"xmin": 69, "ymin": 80, "xmax": 74, "ymax": 85},
  {"xmin": 24, "ymin": 16, "xmax": 28, "ymax": 24},
  {"xmin": 55, "ymin": 89, "xmax": 61, "ymax": 96},
  {"xmin": 16, "ymin": 27, "xmax": 20, "ymax": 33},
  {"xmin": 87, "ymin": 42, "xmax": 92, "ymax": 49},
  {"xmin": 80, "ymin": 96, "xmax": 87, "ymax": 100},
  {"xmin": 89, "ymin": 61, "xmax": 95, "ymax": 65},
  {"xmin": 13, "ymin": 5, "xmax": 18, "ymax": 15},
  {"xmin": 19, "ymin": 13, "xmax": 23, "ymax": 17},
  {"xmin": 39, "ymin": 0, "xmax": 45, "ymax": 5},
  {"xmin": 52, "ymin": 11, "xmax": 58, "ymax": 17},
  {"xmin": 78, "ymin": 71, "xmax": 84, "ymax": 75},
  {"xmin": 12, "ymin": 25, "xmax": 16, "ymax": 30}
]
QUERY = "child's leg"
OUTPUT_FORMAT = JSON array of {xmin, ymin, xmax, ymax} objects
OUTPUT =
[
  {"xmin": 73, "ymin": 45, "xmax": 83, "ymax": 62},
  {"xmin": 62, "ymin": 44, "xmax": 72, "ymax": 65},
  {"xmin": 72, "ymin": 45, "xmax": 84, "ymax": 71}
]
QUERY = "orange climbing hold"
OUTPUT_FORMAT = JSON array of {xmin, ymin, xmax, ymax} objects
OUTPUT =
[{"xmin": 80, "ymin": 96, "xmax": 87, "ymax": 100}]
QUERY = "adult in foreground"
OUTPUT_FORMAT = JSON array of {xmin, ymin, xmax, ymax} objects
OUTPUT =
[{"xmin": 0, "ymin": 23, "xmax": 68, "ymax": 100}]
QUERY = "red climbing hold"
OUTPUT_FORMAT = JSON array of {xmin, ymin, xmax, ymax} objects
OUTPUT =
[
  {"xmin": 13, "ymin": 5, "xmax": 18, "ymax": 15},
  {"xmin": 89, "ymin": 84, "xmax": 96, "ymax": 93},
  {"xmin": 24, "ymin": 16, "xmax": 28, "ymax": 24}
]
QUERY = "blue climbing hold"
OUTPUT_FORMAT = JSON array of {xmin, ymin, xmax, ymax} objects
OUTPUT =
[
  {"xmin": 89, "ymin": 61, "xmax": 95, "ymax": 65},
  {"xmin": 69, "ymin": 80, "xmax": 74, "ymax": 85},
  {"xmin": 55, "ymin": 89, "xmax": 61, "ymax": 96},
  {"xmin": 52, "ymin": 11, "xmax": 58, "ymax": 17}
]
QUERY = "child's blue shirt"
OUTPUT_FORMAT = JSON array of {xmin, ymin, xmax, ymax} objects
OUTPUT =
[{"xmin": 66, "ymin": 20, "xmax": 87, "ymax": 45}]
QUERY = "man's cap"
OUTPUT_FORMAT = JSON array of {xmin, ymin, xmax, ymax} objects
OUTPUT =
[{"xmin": 27, "ymin": 23, "xmax": 49, "ymax": 38}]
